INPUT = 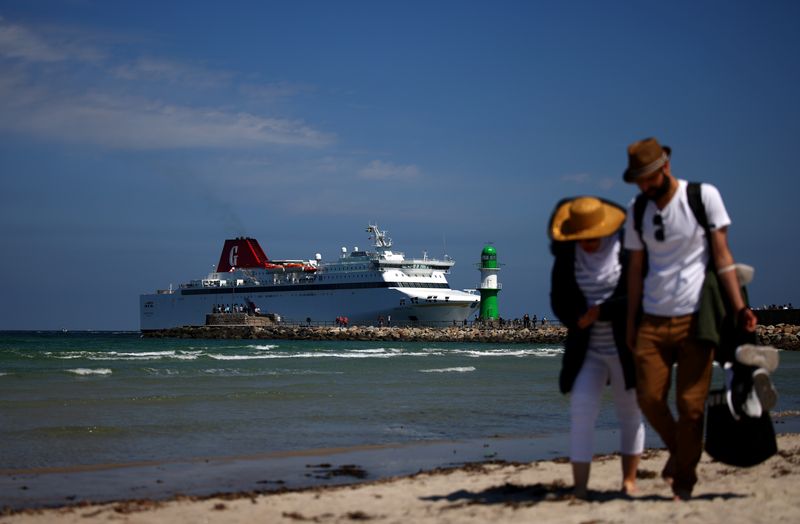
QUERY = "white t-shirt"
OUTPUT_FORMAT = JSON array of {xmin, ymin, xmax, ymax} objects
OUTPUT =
[{"xmin": 623, "ymin": 179, "xmax": 731, "ymax": 316}]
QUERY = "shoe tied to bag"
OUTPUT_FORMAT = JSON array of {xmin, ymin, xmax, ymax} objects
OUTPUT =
[
  {"xmin": 736, "ymin": 345, "xmax": 779, "ymax": 373},
  {"xmin": 752, "ymin": 368, "xmax": 778, "ymax": 412}
]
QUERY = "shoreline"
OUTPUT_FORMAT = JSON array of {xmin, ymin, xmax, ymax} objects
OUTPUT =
[
  {"xmin": 4, "ymin": 431, "xmax": 799, "ymax": 523},
  {"xmin": 140, "ymin": 322, "xmax": 800, "ymax": 350},
  {"xmin": 4, "ymin": 414, "xmax": 800, "ymax": 514}
]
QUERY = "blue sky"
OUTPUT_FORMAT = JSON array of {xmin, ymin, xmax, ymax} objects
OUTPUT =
[{"xmin": 1, "ymin": 1, "xmax": 798, "ymax": 330}]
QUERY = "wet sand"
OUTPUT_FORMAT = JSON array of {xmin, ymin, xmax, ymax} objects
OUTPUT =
[
  {"xmin": 1, "ymin": 431, "xmax": 616, "ymax": 510},
  {"xmin": 3, "ymin": 431, "xmax": 799, "ymax": 523}
]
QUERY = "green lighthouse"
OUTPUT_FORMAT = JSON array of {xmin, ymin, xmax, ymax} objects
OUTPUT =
[{"xmin": 478, "ymin": 245, "xmax": 500, "ymax": 320}]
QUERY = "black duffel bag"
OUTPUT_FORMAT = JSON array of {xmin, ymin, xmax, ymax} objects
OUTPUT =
[{"xmin": 705, "ymin": 389, "xmax": 777, "ymax": 467}]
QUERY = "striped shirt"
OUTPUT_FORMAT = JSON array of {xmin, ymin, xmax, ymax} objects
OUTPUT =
[{"xmin": 575, "ymin": 236, "xmax": 621, "ymax": 355}]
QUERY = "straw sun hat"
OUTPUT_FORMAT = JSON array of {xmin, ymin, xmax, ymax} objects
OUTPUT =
[{"xmin": 549, "ymin": 196, "xmax": 626, "ymax": 242}]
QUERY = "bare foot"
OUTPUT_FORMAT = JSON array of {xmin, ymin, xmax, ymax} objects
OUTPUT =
[
  {"xmin": 673, "ymin": 489, "xmax": 691, "ymax": 501},
  {"xmin": 661, "ymin": 455, "xmax": 675, "ymax": 488},
  {"xmin": 573, "ymin": 487, "xmax": 589, "ymax": 500},
  {"xmin": 622, "ymin": 481, "xmax": 637, "ymax": 495}
]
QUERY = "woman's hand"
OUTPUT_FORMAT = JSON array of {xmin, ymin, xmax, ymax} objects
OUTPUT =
[{"xmin": 577, "ymin": 305, "xmax": 600, "ymax": 329}]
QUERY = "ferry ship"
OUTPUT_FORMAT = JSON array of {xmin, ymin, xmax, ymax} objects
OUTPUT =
[{"xmin": 140, "ymin": 224, "xmax": 480, "ymax": 330}]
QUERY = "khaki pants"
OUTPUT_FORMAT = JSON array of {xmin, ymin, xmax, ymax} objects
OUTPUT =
[{"xmin": 634, "ymin": 313, "xmax": 714, "ymax": 495}]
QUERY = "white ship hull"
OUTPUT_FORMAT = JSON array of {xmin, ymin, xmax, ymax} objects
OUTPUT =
[{"xmin": 140, "ymin": 285, "xmax": 479, "ymax": 330}]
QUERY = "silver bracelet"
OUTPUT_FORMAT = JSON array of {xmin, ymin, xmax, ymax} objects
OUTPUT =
[{"xmin": 717, "ymin": 264, "xmax": 736, "ymax": 276}]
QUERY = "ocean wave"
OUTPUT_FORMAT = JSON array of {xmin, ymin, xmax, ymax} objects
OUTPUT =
[
  {"xmin": 208, "ymin": 354, "xmax": 277, "ymax": 360},
  {"xmin": 42, "ymin": 350, "xmax": 165, "ymax": 361},
  {"xmin": 201, "ymin": 368, "xmax": 344, "ymax": 376},
  {"xmin": 246, "ymin": 344, "xmax": 280, "ymax": 350},
  {"xmin": 294, "ymin": 350, "xmax": 432, "ymax": 359},
  {"xmin": 43, "ymin": 352, "xmax": 85, "ymax": 360},
  {"xmin": 207, "ymin": 350, "xmax": 418, "ymax": 360},
  {"xmin": 419, "ymin": 366, "xmax": 477, "ymax": 373},
  {"xmin": 447, "ymin": 348, "xmax": 563, "ymax": 358},
  {"xmin": 66, "ymin": 368, "xmax": 113, "ymax": 376},
  {"xmin": 81, "ymin": 350, "xmax": 202, "ymax": 361},
  {"xmin": 142, "ymin": 368, "xmax": 181, "ymax": 376}
]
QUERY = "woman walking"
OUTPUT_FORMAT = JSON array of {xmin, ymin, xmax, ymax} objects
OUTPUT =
[{"xmin": 549, "ymin": 196, "xmax": 645, "ymax": 498}]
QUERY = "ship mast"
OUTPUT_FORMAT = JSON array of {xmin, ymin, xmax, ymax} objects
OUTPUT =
[{"xmin": 366, "ymin": 224, "xmax": 392, "ymax": 250}]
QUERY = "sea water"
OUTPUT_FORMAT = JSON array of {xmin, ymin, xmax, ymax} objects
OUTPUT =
[{"xmin": 2, "ymin": 331, "xmax": 799, "ymax": 472}]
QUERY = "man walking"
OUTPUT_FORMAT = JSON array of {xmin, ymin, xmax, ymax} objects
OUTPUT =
[{"xmin": 622, "ymin": 137, "xmax": 757, "ymax": 500}]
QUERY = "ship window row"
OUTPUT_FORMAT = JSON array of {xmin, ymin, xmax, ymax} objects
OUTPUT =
[
  {"xmin": 328, "ymin": 264, "xmax": 371, "ymax": 271},
  {"xmin": 319, "ymin": 273, "xmax": 372, "ymax": 280},
  {"xmin": 393, "ymin": 282, "xmax": 449, "ymax": 288}
]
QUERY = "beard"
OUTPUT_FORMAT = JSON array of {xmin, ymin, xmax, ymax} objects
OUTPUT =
[{"xmin": 645, "ymin": 173, "xmax": 672, "ymax": 201}]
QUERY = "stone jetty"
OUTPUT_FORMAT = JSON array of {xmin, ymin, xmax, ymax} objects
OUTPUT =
[
  {"xmin": 142, "ymin": 319, "xmax": 798, "ymax": 349},
  {"xmin": 143, "ymin": 322, "xmax": 568, "ymax": 344},
  {"xmin": 756, "ymin": 323, "xmax": 800, "ymax": 351}
]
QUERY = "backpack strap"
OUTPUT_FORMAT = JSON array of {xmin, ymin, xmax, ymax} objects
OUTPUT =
[
  {"xmin": 686, "ymin": 181, "xmax": 717, "ymax": 270},
  {"xmin": 687, "ymin": 181, "xmax": 709, "ymax": 231},
  {"xmin": 632, "ymin": 193, "xmax": 648, "ymax": 245}
]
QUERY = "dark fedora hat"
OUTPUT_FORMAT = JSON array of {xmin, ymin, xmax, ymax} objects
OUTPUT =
[{"xmin": 623, "ymin": 137, "xmax": 671, "ymax": 182}]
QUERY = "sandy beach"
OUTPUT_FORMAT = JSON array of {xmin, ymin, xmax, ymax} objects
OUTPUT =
[{"xmin": 3, "ymin": 432, "xmax": 799, "ymax": 524}]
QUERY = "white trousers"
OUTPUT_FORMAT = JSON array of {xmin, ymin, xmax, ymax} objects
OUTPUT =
[{"xmin": 570, "ymin": 350, "xmax": 645, "ymax": 462}]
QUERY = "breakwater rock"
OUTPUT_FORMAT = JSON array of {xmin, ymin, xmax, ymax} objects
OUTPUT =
[
  {"xmin": 142, "ymin": 323, "xmax": 800, "ymax": 350},
  {"xmin": 142, "ymin": 324, "xmax": 569, "ymax": 344},
  {"xmin": 756, "ymin": 324, "xmax": 800, "ymax": 351}
]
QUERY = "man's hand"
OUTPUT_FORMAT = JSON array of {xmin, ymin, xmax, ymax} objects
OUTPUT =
[{"xmin": 739, "ymin": 307, "xmax": 757, "ymax": 332}]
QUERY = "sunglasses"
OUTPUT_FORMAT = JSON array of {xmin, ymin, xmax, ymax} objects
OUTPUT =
[{"xmin": 653, "ymin": 214, "xmax": 665, "ymax": 242}]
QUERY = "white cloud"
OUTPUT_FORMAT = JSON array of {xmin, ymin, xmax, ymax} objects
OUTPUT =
[
  {"xmin": 239, "ymin": 80, "xmax": 314, "ymax": 100},
  {"xmin": 0, "ymin": 17, "xmax": 104, "ymax": 63},
  {"xmin": 0, "ymin": 18, "xmax": 333, "ymax": 150},
  {"xmin": 0, "ymin": 81, "xmax": 333, "ymax": 149},
  {"xmin": 560, "ymin": 173, "xmax": 591, "ymax": 184},
  {"xmin": 113, "ymin": 57, "xmax": 231, "ymax": 88},
  {"xmin": 560, "ymin": 172, "xmax": 618, "ymax": 190},
  {"xmin": 596, "ymin": 177, "xmax": 616, "ymax": 190},
  {"xmin": 0, "ymin": 17, "xmax": 67, "ymax": 62},
  {"xmin": 358, "ymin": 160, "xmax": 421, "ymax": 181}
]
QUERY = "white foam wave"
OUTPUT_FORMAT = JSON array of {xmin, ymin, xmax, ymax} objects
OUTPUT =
[
  {"xmin": 247, "ymin": 344, "xmax": 279, "ymax": 350},
  {"xmin": 208, "ymin": 350, "xmax": 419, "ymax": 360},
  {"xmin": 419, "ymin": 366, "xmax": 476, "ymax": 373},
  {"xmin": 293, "ymin": 350, "xmax": 430, "ymax": 359},
  {"xmin": 46, "ymin": 353, "xmax": 85, "ymax": 360},
  {"xmin": 208, "ymin": 354, "xmax": 276, "ymax": 360},
  {"xmin": 82, "ymin": 350, "xmax": 201, "ymax": 361},
  {"xmin": 449, "ymin": 348, "xmax": 563, "ymax": 358},
  {"xmin": 66, "ymin": 368, "xmax": 113, "ymax": 376},
  {"xmin": 143, "ymin": 368, "xmax": 180, "ymax": 376}
]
